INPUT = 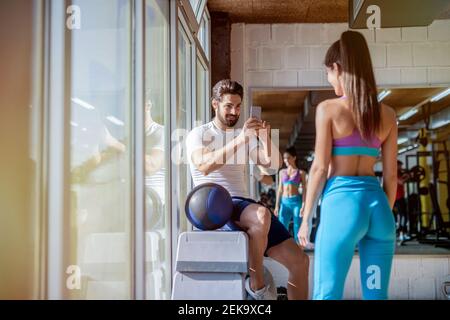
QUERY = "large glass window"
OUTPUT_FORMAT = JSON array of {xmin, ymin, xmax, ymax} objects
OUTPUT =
[
  {"xmin": 196, "ymin": 58, "xmax": 207, "ymax": 124},
  {"xmin": 144, "ymin": 0, "xmax": 170, "ymax": 300},
  {"xmin": 189, "ymin": 0, "xmax": 200, "ymax": 15},
  {"xmin": 175, "ymin": 21, "xmax": 192, "ymax": 235},
  {"xmin": 197, "ymin": 14, "xmax": 209, "ymax": 58},
  {"xmin": 68, "ymin": 0, "xmax": 132, "ymax": 299}
]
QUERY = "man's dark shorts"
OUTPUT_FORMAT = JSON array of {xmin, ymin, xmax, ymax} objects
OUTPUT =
[{"xmin": 222, "ymin": 196, "xmax": 292, "ymax": 255}]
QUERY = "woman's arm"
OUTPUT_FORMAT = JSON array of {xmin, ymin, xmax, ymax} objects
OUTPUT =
[
  {"xmin": 381, "ymin": 106, "xmax": 398, "ymax": 208},
  {"xmin": 274, "ymin": 170, "xmax": 284, "ymax": 215},
  {"xmin": 300, "ymin": 170, "xmax": 307, "ymax": 204},
  {"xmin": 299, "ymin": 102, "xmax": 332, "ymax": 246}
]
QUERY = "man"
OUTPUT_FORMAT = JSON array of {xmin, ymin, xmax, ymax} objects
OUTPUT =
[
  {"xmin": 394, "ymin": 160, "xmax": 410, "ymax": 242},
  {"xmin": 186, "ymin": 79, "xmax": 309, "ymax": 300}
]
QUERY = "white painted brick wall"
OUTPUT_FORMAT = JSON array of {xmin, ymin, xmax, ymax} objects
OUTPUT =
[
  {"xmin": 410, "ymin": 278, "xmax": 437, "ymax": 300},
  {"xmin": 376, "ymin": 28, "xmax": 402, "ymax": 43},
  {"xmin": 369, "ymin": 44, "xmax": 386, "ymax": 68},
  {"xmin": 401, "ymin": 26, "xmax": 427, "ymax": 42},
  {"xmin": 285, "ymin": 46, "xmax": 308, "ymax": 69},
  {"xmin": 374, "ymin": 68, "xmax": 401, "ymax": 85},
  {"xmin": 297, "ymin": 24, "xmax": 323, "ymax": 45},
  {"xmin": 401, "ymin": 68, "xmax": 428, "ymax": 85},
  {"xmin": 230, "ymin": 20, "xmax": 450, "ymax": 100},
  {"xmin": 247, "ymin": 71, "xmax": 272, "ymax": 87},
  {"xmin": 273, "ymin": 70, "xmax": 297, "ymax": 87},
  {"xmin": 387, "ymin": 43, "xmax": 413, "ymax": 67},
  {"xmin": 428, "ymin": 67, "xmax": 450, "ymax": 84},
  {"xmin": 323, "ymin": 23, "xmax": 348, "ymax": 44},
  {"xmin": 261, "ymin": 47, "xmax": 283, "ymax": 69},
  {"xmin": 231, "ymin": 50, "xmax": 244, "ymax": 84},
  {"xmin": 390, "ymin": 278, "xmax": 410, "ymax": 300},
  {"xmin": 309, "ymin": 46, "xmax": 329, "ymax": 68},
  {"xmin": 267, "ymin": 255, "xmax": 449, "ymax": 300},
  {"xmin": 428, "ymin": 19, "xmax": 450, "ymax": 41},
  {"xmin": 413, "ymin": 43, "xmax": 450, "ymax": 67},
  {"xmin": 246, "ymin": 47, "xmax": 258, "ymax": 70},
  {"xmin": 272, "ymin": 24, "xmax": 296, "ymax": 45},
  {"xmin": 246, "ymin": 24, "xmax": 271, "ymax": 47},
  {"xmin": 299, "ymin": 69, "xmax": 323, "ymax": 86}
]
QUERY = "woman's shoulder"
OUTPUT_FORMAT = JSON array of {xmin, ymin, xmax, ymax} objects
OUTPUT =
[
  {"xmin": 380, "ymin": 103, "xmax": 396, "ymax": 119},
  {"xmin": 380, "ymin": 103, "xmax": 397, "ymax": 128},
  {"xmin": 320, "ymin": 98, "xmax": 347, "ymax": 115}
]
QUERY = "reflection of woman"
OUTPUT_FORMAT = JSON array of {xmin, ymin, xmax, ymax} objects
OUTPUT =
[
  {"xmin": 274, "ymin": 147, "xmax": 306, "ymax": 244},
  {"xmin": 298, "ymin": 31, "xmax": 398, "ymax": 300}
]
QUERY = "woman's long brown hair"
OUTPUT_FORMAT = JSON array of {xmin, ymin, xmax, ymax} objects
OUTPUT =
[{"xmin": 324, "ymin": 30, "xmax": 381, "ymax": 141}]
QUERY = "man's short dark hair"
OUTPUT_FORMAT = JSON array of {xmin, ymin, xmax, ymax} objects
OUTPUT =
[{"xmin": 211, "ymin": 79, "xmax": 243, "ymax": 102}]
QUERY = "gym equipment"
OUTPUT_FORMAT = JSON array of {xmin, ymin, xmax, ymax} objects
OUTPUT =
[
  {"xmin": 403, "ymin": 136, "xmax": 450, "ymax": 247},
  {"xmin": 418, "ymin": 186, "xmax": 429, "ymax": 195},
  {"xmin": 185, "ymin": 183, "xmax": 233, "ymax": 230},
  {"xmin": 171, "ymin": 231, "xmax": 277, "ymax": 300},
  {"xmin": 408, "ymin": 166, "xmax": 426, "ymax": 182}
]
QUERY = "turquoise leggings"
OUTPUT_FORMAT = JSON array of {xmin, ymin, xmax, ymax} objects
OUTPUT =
[
  {"xmin": 314, "ymin": 176, "xmax": 396, "ymax": 300},
  {"xmin": 278, "ymin": 195, "xmax": 302, "ymax": 243}
]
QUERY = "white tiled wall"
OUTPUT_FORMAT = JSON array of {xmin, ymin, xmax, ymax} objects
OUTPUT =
[
  {"xmin": 265, "ymin": 255, "xmax": 450, "ymax": 300},
  {"xmin": 231, "ymin": 20, "xmax": 450, "ymax": 91}
]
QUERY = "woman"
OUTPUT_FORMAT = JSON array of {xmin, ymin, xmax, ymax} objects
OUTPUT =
[
  {"xmin": 274, "ymin": 147, "xmax": 307, "ymax": 244},
  {"xmin": 298, "ymin": 30, "xmax": 398, "ymax": 300}
]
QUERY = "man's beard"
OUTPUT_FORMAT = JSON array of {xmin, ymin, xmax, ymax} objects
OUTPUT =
[{"xmin": 217, "ymin": 112, "xmax": 239, "ymax": 127}]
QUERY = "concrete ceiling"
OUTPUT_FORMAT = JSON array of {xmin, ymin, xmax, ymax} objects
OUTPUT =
[
  {"xmin": 207, "ymin": 0, "xmax": 450, "ymax": 24},
  {"xmin": 252, "ymin": 87, "xmax": 450, "ymax": 160}
]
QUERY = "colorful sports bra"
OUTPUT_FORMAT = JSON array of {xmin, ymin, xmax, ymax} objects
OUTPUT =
[
  {"xmin": 281, "ymin": 169, "xmax": 301, "ymax": 186},
  {"xmin": 332, "ymin": 128, "xmax": 381, "ymax": 157}
]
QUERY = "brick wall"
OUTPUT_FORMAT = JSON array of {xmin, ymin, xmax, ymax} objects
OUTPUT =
[
  {"xmin": 230, "ymin": 20, "xmax": 450, "ymax": 108},
  {"xmin": 265, "ymin": 255, "xmax": 450, "ymax": 300}
]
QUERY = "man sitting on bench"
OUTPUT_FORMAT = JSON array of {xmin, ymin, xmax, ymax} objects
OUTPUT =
[{"xmin": 186, "ymin": 79, "xmax": 309, "ymax": 300}]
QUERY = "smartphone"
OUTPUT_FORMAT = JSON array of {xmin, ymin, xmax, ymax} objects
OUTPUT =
[{"xmin": 250, "ymin": 106, "xmax": 262, "ymax": 120}]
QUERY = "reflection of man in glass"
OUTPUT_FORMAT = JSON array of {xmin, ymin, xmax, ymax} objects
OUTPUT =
[{"xmin": 145, "ymin": 98, "xmax": 165, "ymax": 229}]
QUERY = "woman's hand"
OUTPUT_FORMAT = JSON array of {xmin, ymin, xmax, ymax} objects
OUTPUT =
[
  {"xmin": 299, "ymin": 206, "xmax": 305, "ymax": 218},
  {"xmin": 274, "ymin": 207, "xmax": 279, "ymax": 217},
  {"xmin": 298, "ymin": 219, "xmax": 312, "ymax": 248}
]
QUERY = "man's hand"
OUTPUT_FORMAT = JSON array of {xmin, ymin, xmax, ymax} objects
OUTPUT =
[
  {"xmin": 259, "ymin": 121, "xmax": 271, "ymax": 139},
  {"xmin": 238, "ymin": 117, "xmax": 263, "ymax": 143}
]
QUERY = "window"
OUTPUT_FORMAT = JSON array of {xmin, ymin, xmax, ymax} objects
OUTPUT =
[
  {"xmin": 189, "ymin": 0, "xmax": 200, "ymax": 15},
  {"xmin": 175, "ymin": 20, "xmax": 193, "ymax": 236},
  {"xmin": 196, "ymin": 58, "xmax": 208, "ymax": 124},
  {"xmin": 144, "ymin": 0, "xmax": 171, "ymax": 300},
  {"xmin": 197, "ymin": 12, "xmax": 210, "ymax": 58},
  {"xmin": 68, "ymin": 0, "xmax": 132, "ymax": 299}
]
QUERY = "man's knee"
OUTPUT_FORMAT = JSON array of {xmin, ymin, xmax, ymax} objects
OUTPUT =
[
  {"xmin": 287, "ymin": 248, "xmax": 310, "ymax": 274},
  {"xmin": 248, "ymin": 206, "xmax": 271, "ymax": 234},
  {"xmin": 256, "ymin": 206, "xmax": 271, "ymax": 231}
]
